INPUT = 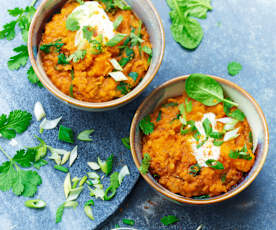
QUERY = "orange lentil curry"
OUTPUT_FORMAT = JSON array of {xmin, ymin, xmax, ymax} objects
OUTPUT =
[
  {"xmin": 141, "ymin": 92, "xmax": 255, "ymax": 198},
  {"xmin": 40, "ymin": 0, "xmax": 151, "ymax": 102}
]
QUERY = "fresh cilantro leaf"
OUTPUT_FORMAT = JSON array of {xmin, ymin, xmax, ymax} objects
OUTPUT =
[
  {"xmin": 121, "ymin": 137, "xmax": 130, "ymax": 150},
  {"xmin": 129, "ymin": 72, "xmax": 138, "ymax": 81},
  {"xmin": 130, "ymin": 32, "xmax": 144, "ymax": 47},
  {"xmin": 229, "ymin": 144, "xmax": 252, "ymax": 160},
  {"xmin": 0, "ymin": 21, "xmax": 17, "ymax": 40},
  {"xmin": 66, "ymin": 50, "xmax": 87, "ymax": 63},
  {"xmin": 0, "ymin": 110, "xmax": 32, "ymax": 139},
  {"xmin": 106, "ymin": 34, "xmax": 127, "ymax": 47},
  {"xmin": 0, "ymin": 152, "xmax": 42, "ymax": 197},
  {"xmin": 8, "ymin": 8, "xmax": 24, "ymax": 17},
  {"xmin": 40, "ymin": 39, "xmax": 64, "ymax": 54},
  {"xmin": 66, "ymin": 17, "xmax": 80, "ymax": 31},
  {"xmin": 228, "ymin": 62, "xmax": 242, "ymax": 76},
  {"xmin": 58, "ymin": 125, "xmax": 74, "ymax": 144},
  {"xmin": 117, "ymin": 82, "xmax": 131, "ymax": 95},
  {"xmin": 188, "ymin": 163, "xmax": 201, "ymax": 176},
  {"xmin": 119, "ymin": 57, "xmax": 130, "ymax": 67},
  {"xmin": 139, "ymin": 153, "xmax": 151, "ymax": 174},
  {"xmin": 161, "ymin": 215, "xmax": 179, "ymax": 226},
  {"xmin": 205, "ymin": 159, "xmax": 224, "ymax": 169},
  {"xmin": 139, "ymin": 115, "xmax": 154, "ymax": 135},
  {"xmin": 13, "ymin": 149, "xmax": 36, "ymax": 168},
  {"xmin": 156, "ymin": 111, "xmax": 162, "ymax": 122},
  {"xmin": 82, "ymin": 26, "xmax": 94, "ymax": 43},
  {"xmin": 58, "ymin": 53, "xmax": 69, "ymax": 65},
  {"xmin": 104, "ymin": 172, "xmax": 119, "ymax": 200},
  {"xmin": 27, "ymin": 66, "xmax": 43, "ymax": 87},
  {"xmin": 33, "ymin": 159, "xmax": 48, "ymax": 169},
  {"xmin": 8, "ymin": 45, "xmax": 29, "ymax": 70}
]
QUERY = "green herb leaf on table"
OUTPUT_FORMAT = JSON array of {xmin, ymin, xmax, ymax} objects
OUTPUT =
[
  {"xmin": 161, "ymin": 215, "xmax": 179, "ymax": 226},
  {"xmin": 27, "ymin": 67, "xmax": 43, "ymax": 87},
  {"xmin": 139, "ymin": 153, "xmax": 151, "ymax": 174},
  {"xmin": 0, "ymin": 110, "xmax": 32, "ymax": 139},
  {"xmin": 166, "ymin": 0, "xmax": 212, "ymax": 49},
  {"xmin": 0, "ymin": 21, "xmax": 17, "ymax": 40},
  {"xmin": 8, "ymin": 45, "xmax": 29, "ymax": 70},
  {"xmin": 58, "ymin": 125, "xmax": 74, "ymax": 144},
  {"xmin": 139, "ymin": 115, "xmax": 154, "ymax": 135},
  {"xmin": 185, "ymin": 73, "xmax": 239, "ymax": 107},
  {"xmin": 106, "ymin": 34, "xmax": 127, "ymax": 47},
  {"xmin": 0, "ymin": 146, "xmax": 42, "ymax": 197},
  {"xmin": 228, "ymin": 62, "xmax": 242, "ymax": 76},
  {"xmin": 205, "ymin": 159, "xmax": 224, "ymax": 169},
  {"xmin": 122, "ymin": 218, "xmax": 135, "ymax": 226},
  {"xmin": 121, "ymin": 137, "xmax": 130, "ymax": 150}
]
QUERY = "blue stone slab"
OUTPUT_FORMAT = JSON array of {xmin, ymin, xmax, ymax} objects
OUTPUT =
[{"xmin": 1, "ymin": 0, "xmax": 276, "ymax": 229}]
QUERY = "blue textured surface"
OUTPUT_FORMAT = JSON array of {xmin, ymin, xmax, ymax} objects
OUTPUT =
[{"xmin": 0, "ymin": 0, "xmax": 276, "ymax": 230}]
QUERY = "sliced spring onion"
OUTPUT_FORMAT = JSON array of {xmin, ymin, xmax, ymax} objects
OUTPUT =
[
  {"xmin": 217, "ymin": 117, "xmax": 236, "ymax": 124},
  {"xmin": 63, "ymin": 200, "xmax": 78, "ymax": 209},
  {"xmin": 61, "ymin": 151, "xmax": 71, "ymax": 165},
  {"xmin": 109, "ymin": 59, "xmax": 123, "ymax": 71},
  {"xmin": 87, "ymin": 172, "xmax": 100, "ymax": 179},
  {"xmin": 67, "ymin": 186, "xmax": 84, "ymax": 201},
  {"xmin": 98, "ymin": 154, "xmax": 113, "ymax": 175},
  {"xmin": 88, "ymin": 187, "xmax": 105, "ymax": 200},
  {"xmin": 72, "ymin": 177, "xmax": 80, "ymax": 189},
  {"xmin": 48, "ymin": 146, "xmax": 70, "ymax": 156},
  {"xmin": 118, "ymin": 165, "xmax": 130, "ymax": 184},
  {"xmin": 106, "ymin": 34, "xmax": 127, "ymax": 47},
  {"xmin": 54, "ymin": 165, "xmax": 69, "ymax": 173},
  {"xmin": 34, "ymin": 136, "xmax": 47, "ymax": 162},
  {"xmin": 48, "ymin": 152, "xmax": 61, "ymax": 165},
  {"xmin": 109, "ymin": 71, "xmax": 128, "ymax": 81},
  {"xmin": 69, "ymin": 146, "xmax": 78, "ymax": 167},
  {"xmin": 87, "ymin": 162, "xmax": 100, "ymax": 170},
  {"xmin": 34, "ymin": 102, "xmax": 46, "ymax": 121},
  {"xmin": 79, "ymin": 176, "xmax": 87, "ymax": 186},
  {"xmin": 40, "ymin": 116, "xmax": 62, "ymax": 130},
  {"xmin": 224, "ymin": 128, "xmax": 240, "ymax": 142},
  {"xmin": 84, "ymin": 204, "xmax": 94, "ymax": 220},
  {"xmin": 25, "ymin": 199, "xmax": 46, "ymax": 209},
  {"xmin": 64, "ymin": 173, "xmax": 71, "ymax": 199},
  {"xmin": 122, "ymin": 218, "xmax": 135, "ymax": 226},
  {"xmin": 77, "ymin": 129, "xmax": 94, "ymax": 141}
]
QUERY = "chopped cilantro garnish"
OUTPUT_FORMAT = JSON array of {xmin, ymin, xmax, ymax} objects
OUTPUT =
[
  {"xmin": 229, "ymin": 144, "xmax": 252, "ymax": 160},
  {"xmin": 117, "ymin": 82, "xmax": 131, "ymax": 95},
  {"xmin": 129, "ymin": 72, "xmax": 138, "ymax": 81},
  {"xmin": 66, "ymin": 50, "xmax": 86, "ymax": 63},
  {"xmin": 58, "ymin": 53, "xmax": 69, "ymax": 65},
  {"xmin": 161, "ymin": 215, "xmax": 179, "ymax": 226},
  {"xmin": 205, "ymin": 159, "xmax": 224, "ymax": 169},
  {"xmin": 40, "ymin": 39, "xmax": 64, "ymax": 54},
  {"xmin": 139, "ymin": 153, "xmax": 151, "ymax": 174},
  {"xmin": 188, "ymin": 164, "xmax": 201, "ymax": 176},
  {"xmin": 139, "ymin": 115, "xmax": 154, "ymax": 135},
  {"xmin": 66, "ymin": 17, "xmax": 80, "ymax": 31}
]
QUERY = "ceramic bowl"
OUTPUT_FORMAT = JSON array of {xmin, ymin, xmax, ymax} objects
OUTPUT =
[
  {"xmin": 130, "ymin": 75, "xmax": 269, "ymax": 205},
  {"xmin": 28, "ymin": 0, "xmax": 165, "ymax": 112}
]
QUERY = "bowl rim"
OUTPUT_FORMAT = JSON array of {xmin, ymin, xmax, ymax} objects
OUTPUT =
[
  {"xmin": 130, "ymin": 74, "xmax": 269, "ymax": 205},
  {"xmin": 28, "ymin": 0, "xmax": 165, "ymax": 109}
]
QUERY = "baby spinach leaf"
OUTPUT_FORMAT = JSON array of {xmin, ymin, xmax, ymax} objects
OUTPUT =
[{"xmin": 185, "ymin": 73, "xmax": 238, "ymax": 107}]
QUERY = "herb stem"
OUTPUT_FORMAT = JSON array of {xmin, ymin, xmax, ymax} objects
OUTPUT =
[
  {"xmin": 223, "ymin": 98, "xmax": 239, "ymax": 107},
  {"xmin": 31, "ymin": 0, "xmax": 38, "ymax": 7},
  {"xmin": 0, "ymin": 145, "xmax": 12, "ymax": 161}
]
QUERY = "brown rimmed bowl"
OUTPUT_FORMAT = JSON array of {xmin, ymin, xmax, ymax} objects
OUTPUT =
[
  {"xmin": 130, "ymin": 75, "xmax": 269, "ymax": 205},
  {"xmin": 28, "ymin": 0, "xmax": 165, "ymax": 111}
]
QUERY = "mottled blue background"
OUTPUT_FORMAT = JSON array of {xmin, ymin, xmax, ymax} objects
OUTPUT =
[{"xmin": 0, "ymin": 0, "xmax": 276, "ymax": 229}]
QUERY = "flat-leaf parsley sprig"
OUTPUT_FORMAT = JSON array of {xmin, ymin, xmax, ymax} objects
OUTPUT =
[{"xmin": 0, "ymin": 0, "xmax": 42, "ymax": 87}]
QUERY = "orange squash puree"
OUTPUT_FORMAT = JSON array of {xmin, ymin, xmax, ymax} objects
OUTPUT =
[
  {"xmin": 40, "ymin": 1, "xmax": 151, "ymax": 102},
  {"xmin": 142, "ymin": 92, "xmax": 255, "ymax": 198}
]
